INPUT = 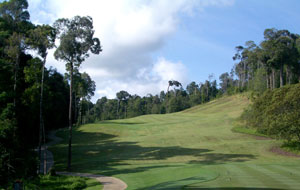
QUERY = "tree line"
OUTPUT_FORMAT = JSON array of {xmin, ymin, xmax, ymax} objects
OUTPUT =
[
  {"xmin": 228, "ymin": 28, "xmax": 300, "ymax": 94},
  {"xmin": 0, "ymin": 0, "xmax": 100, "ymax": 187},
  {"xmin": 230, "ymin": 29, "xmax": 300, "ymax": 146},
  {"xmin": 82, "ymin": 79, "xmax": 220, "ymax": 123}
]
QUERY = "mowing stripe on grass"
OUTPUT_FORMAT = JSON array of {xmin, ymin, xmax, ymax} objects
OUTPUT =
[
  {"xmin": 249, "ymin": 165, "xmax": 297, "ymax": 189},
  {"xmin": 237, "ymin": 164, "xmax": 287, "ymax": 188},
  {"xmin": 271, "ymin": 165, "xmax": 300, "ymax": 176},
  {"xmin": 261, "ymin": 165, "xmax": 300, "ymax": 186},
  {"xmin": 223, "ymin": 164, "xmax": 266, "ymax": 187}
]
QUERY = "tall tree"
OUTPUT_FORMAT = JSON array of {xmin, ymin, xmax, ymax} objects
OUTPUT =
[
  {"xmin": 116, "ymin": 90, "xmax": 131, "ymax": 118},
  {"xmin": 72, "ymin": 71, "xmax": 96, "ymax": 124},
  {"xmin": 5, "ymin": 33, "xmax": 26, "ymax": 106},
  {"xmin": 54, "ymin": 16, "xmax": 101, "ymax": 170},
  {"xmin": 1, "ymin": 0, "xmax": 31, "ymax": 106},
  {"xmin": 167, "ymin": 80, "xmax": 182, "ymax": 93},
  {"xmin": 28, "ymin": 24, "xmax": 56, "ymax": 174}
]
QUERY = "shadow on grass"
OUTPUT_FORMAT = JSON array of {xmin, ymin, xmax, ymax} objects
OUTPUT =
[
  {"xmin": 97, "ymin": 120, "xmax": 146, "ymax": 125},
  {"xmin": 136, "ymin": 176, "xmax": 210, "ymax": 190},
  {"xmin": 52, "ymin": 128, "xmax": 256, "ymax": 177}
]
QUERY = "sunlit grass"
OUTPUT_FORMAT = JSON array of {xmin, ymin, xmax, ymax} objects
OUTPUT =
[{"xmin": 50, "ymin": 95, "xmax": 300, "ymax": 189}]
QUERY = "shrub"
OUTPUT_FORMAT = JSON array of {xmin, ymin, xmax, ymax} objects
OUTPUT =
[{"xmin": 241, "ymin": 83, "xmax": 300, "ymax": 142}]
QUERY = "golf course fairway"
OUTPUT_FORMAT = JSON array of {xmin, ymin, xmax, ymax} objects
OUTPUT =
[{"xmin": 50, "ymin": 95, "xmax": 300, "ymax": 189}]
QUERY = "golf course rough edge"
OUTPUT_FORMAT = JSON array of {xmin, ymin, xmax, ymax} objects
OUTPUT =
[
  {"xmin": 47, "ymin": 131, "xmax": 128, "ymax": 190},
  {"xmin": 57, "ymin": 172, "xmax": 127, "ymax": 190}
]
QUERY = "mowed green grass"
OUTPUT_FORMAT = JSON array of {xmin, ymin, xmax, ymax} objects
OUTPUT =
[{"xmin": 50, "ymin": 95, "xmax": 300, "ymax": 190}]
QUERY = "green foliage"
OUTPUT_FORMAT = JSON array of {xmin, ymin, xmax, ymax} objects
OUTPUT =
[
  {"xmin": 54, "ymin": 16, "xmax": 102, "ymax": 68},
  {"xmin": 281, "ymin": 141, "xmax": 300, "ymax": 154},
  {"xmin": 87, "ymin": 79, "xmax": 220, "ymax": 123},
  {"xmin": 241, "ymin": 83, "xmax": 300, "ymax": 143},
  {"xmin": 249, "ymin": 67, "xmax": 268, "ymax": 94},
  {"xmin": 24, "ymin": 175, "xmax": 100, "ymax": 190},
  {"xmin": 0, "ymin": 0, "xmax": 69, "ymax": 186}
]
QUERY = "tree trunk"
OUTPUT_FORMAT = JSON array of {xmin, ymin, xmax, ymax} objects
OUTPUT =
[
  {"xmin": 117, "ymin": 100, "xmax": 120, "ymax": 119},
  {"xmin": 87, "ymin": 102, "xmax": 90, "ymax": 122},
  {"xmin": 280, "ymin": 64, "xmax": 284, "ymax": 87},
  {"xmin": 13, "ymin": 54, "xmax": 20, "ymax": 107},
  {"xmin": 79, "ymin": 100, "xmax": 82, "ymax": 125},
  {"xmin": 269, "ymin": 74, "xmax": 272, "ymax": 90},
  {"xmin": 242, "ymin": 62, "xmax": 247, "ymax": 88},
  {"xmin": 272, "ymin": 69, "xmax": 276, "ymax": 89},
  {"xmin": 39, "ymin": 56, "xmax": 46, "ymax": 174},
  {"xmin": 43, "ymin": 121, "xmax": 47, "ymax": 175},
  {"xmin": 286, "ymin": 66, "xmax": 291, "ymax": 85},
  {"xmin": 238, "ymin": 74, "xmax": 241, "ymax": 89},
  {"xmin": 74, "ymin": 93, "xmax": 77, "ymax": 125},
  {"xmin": 266, "ymin": 75, "xmax": 269, "ymax": 89},
  {"xmin": 67, "ymin": 63, "xmax": 73, "ymax": 171}
]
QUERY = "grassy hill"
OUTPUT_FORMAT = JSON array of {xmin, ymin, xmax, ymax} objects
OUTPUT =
[{"xmin": 51, "ymin": 95, "xmax": 300, "ymax": 189}]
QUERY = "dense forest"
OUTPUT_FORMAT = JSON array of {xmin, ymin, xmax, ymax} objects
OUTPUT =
[
  {"xmin": 1, "ymin": 0, "xmax": 300, "ymax": 188},
  {"xmin": 0, "ymin": 0, "xmax": 100, "ymax": 187}
]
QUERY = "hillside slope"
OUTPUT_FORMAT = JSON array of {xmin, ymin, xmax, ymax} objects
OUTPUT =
[{"xmin": 51, "ymin": 95, "xmax": 300, "ymax": 190}]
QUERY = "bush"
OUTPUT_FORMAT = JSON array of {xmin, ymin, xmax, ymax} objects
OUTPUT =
[{"xmin": 241, "ymin": 83, "xmax": 300, "ymax": 142}]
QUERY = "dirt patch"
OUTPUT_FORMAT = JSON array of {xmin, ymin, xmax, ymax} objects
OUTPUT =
[{"xmin": 270, "ymin": 146, "xmax": 300, "ymax": 158}]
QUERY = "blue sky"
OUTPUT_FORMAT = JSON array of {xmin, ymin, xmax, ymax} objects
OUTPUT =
[
  {"xmin": 10, "ymin": 0, "xmax": 300, "ymax": 101},
  {"xmin": 157, "ymin": 0, "xmax": 300, "ymax": 82}
]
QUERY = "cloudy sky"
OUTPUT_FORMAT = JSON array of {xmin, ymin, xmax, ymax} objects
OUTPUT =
[{"xmin": 27, "ymin": 0, "xmax": 300, "ymax": 102}]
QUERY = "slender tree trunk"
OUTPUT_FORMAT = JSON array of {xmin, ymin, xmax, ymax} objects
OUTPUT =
[
  {"xmin": 74, "ymin": 93, "xmax": 77, "ymax": 125},
  {"xmin": 242, "ymin": 62, "xmax": 247, "ymax": 88},
  {"xmin": 280, "ymin": 64, "xmax": 284, "ymax": 87},
  {"xmin": 238, "ymin": 74, "xmax": 241, "ymax": 89},
  {"xmin": 270, "ymin": 73, "xmax": 274, "ymax": 90},
  {"xmin": 266, "ymin": 75, "xmax": 270, "ymax": 89},
  {"xmin": 79, "ymin": 100, "xmax": 82, "ymax": 125},
  {"xmin": 272, "ymin": 68, "xmax": 276, "ymax": 89},
  {"xmin": 269, "ymin": 74, "xmax": 272, "ymax": 90},
  {"xmin": 13, "ymin": 54, "xmax": 20, "ymax": 107},
  {"xmin": 117, "ymin": 100, "xmax": 120, "ymax": 119},
  {"xmin": 286, "ymin": 66, "xmax": 291, "ymax": 85},
  {"xmin": 38, "ymin": 56, "xmax": 46, "ymax": 174},
  {"xmin": 67, "ymin": 63, "xmax": 73, "ymax": 171},
  {"xmin": 43, "ymin": 120, "xmax": 47, "ymax": 175},
  {"xmin": 248, "ymin": 71, "xmax": 251, "ymax": 88},
  {"xmin": 87, "ymin": 102, "xmax": 90, "ymax": 122}
]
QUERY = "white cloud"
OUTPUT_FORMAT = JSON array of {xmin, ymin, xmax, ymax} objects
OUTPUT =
[
  {"xmin": 92, "ymin": 58, "xmax": 188, "ymax": 100},
  {"xmin": 27, "ymin": 0, "xmax": 234, "ymax": 102}
]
